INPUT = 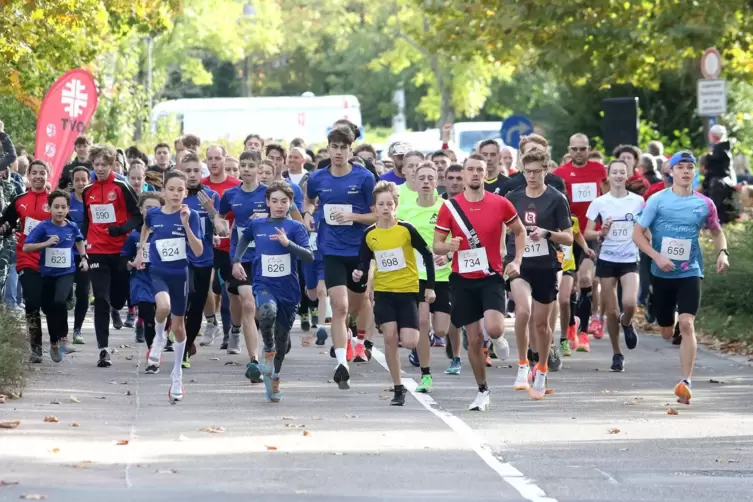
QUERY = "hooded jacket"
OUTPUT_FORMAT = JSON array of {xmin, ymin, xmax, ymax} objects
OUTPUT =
[{"xmin": 81, "ymin": 170, "xmax": 141, "ymax": 254}]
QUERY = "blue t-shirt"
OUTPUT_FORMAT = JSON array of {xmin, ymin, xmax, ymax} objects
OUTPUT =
[
  {"xmin": 243, "ymin": 217, "xmax": 310, "ymax": 305},
  {"xmin": 121, "ymin": 231, "xmax": 155, "ymax": 304},
  {"xmin": 25, "ymin": 219, "xmax": 83, "ymax": 277},
  {"xmin": 145, "ymin": 207, "xmax": 203, "ymax": 272},
  {"xmin": 636, "ymin": 188, "xmax": 721, "ymax": 279},
  {"xmin": 183, "ymin": 186, "xmax": 220, "ymax": 268},
  {"xmin": 306, "ymin": 166, "xmax": 375, "ymax": 257},
  {"xmin": 379, "ymin": 169, "xmax": 406, "ymax": 185},
  {"xmin": 69, "ymin": 195, "xmax": 85, "ymax": 256},
  {"xmin": 286, "ymin": 180, "xmax": 304, "ymax": 213},
  {"xmin": 220, "ymin": 184, "xmax": 268, "ymax": 264}
]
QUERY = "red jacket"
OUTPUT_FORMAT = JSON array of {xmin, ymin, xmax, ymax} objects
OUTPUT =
[
  {"xmin": 0, "ymin": 190, "xmax": 50, "ymax": 272},
  {"xmin": 643, "ymin": 181, "xmax": 667, "ymax": 201},
  {"xmin": 82, "ymin": 171, "xmax": 141, "ymax": 255}
]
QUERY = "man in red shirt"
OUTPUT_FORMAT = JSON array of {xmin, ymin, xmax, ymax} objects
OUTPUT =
[
  {"xmin": 644, "ymin": 157, "xmax": 671, "ymax": 200},
  {"xmin": 553, "ymin": 133, "xmax": 607, "ymax": 341},
  {"xmin": 434, "ymin": 153, "xmax": 526, "ymax": 412}
]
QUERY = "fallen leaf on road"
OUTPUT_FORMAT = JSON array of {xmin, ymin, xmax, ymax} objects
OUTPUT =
[
  {"xmin": 265, "ymin": 445, "xmax": 278, "ymax": 451},
  {"xmin": 189, "ymin": 379, "xmax": 197, "ymax": 383},
  {"xmin": 209, "ymin": 357, "xmax": 220, "ymax": 361},
  {"xmin": 43, "ymin": 416, "xmax": 59, "ymax": 423},
  {"xmin": 224, "ymin": 361, "xmax": 240, "ymax": 366},
  {"xmin": 601, "ymin": 389, "xmax": 612, "ymax": 394},
  {"xmin": 200, "ymin": 426, "xmax": 225, "ymax": 433},
  {"xmin": 94, "ymin": 397, "xmax": 106, "ymax": 400},
  {"xmin": 326, "ymin": 380, "xmax": 333, "ymax": 383},
  {"xmin": 110, "ymin": 380, "xmax": 118, "ymax": 385},
  {"xmin": 69, "ymin": 396, "xmax": 80, "ymax": 403},
  {"xmin": 71, "ymin": 461, "xmax": 92, "ymax": 469},
  {"xmin": 667, "ymin": 408, "xmax": 679, "ymax": 415},
  {"xmin": 115, "ymin": 440, "xmax": 129, "ymax": 446},
  {"xmin": 20, "ymin": 495, "xmax": 47, "ymax": 500},
  {"xmin": 545, "ymin": 389, "xmax": 555, "ymax": 395},
  {"xmin": 332, "ymin": 452, "xmax": 344, "ymax": 456},
  {"xmin": 284, "ymin": 423, "xmax": 305, "ymax": 428},
  {"xmin": 709, "ymin": 378, "xmax": 724, "ymax": 384},
  {"xmin": 121, "ymin": 381, "xmax": 128, "ymax": 385},
  {"xmin": 49, "ymin": 400, "xmax": 60, "ymax": 405},
  {"xmin": 344, "ymin": 414, "xmax": 358, "ymax": 419},
  {"xmin": 110, "ymin": 348, "xmax": 119, "ymax": 354},
  {"xmin": 70, "ymin": 423, "xmax": 80, "ymax": 428},
  {"xmin": 0, "ymin": 480, "xmax": 19, "ymax": 486},
  {"xmin": 607, "ymin": 428, "xmax": 621, "ymax": 434},
  {"xmin": 282, "ymin": 416, "xmax": 295, "ymax": 420},
  {"xmin": 156, "ymin": 469, "xmax": 177, "ymax": 474},
  {"xmin": 310, "ymin": 416, "xmax": 322, "ymax": 420},
  {"xmin": 0, "ymin": 420, "xmax": 20, "ymax": 429},
  {"xmin": 7, "ymin": 392, "xmax": 20, "ymax": 399},
  {"xmin": 125, "ymin": 355, "xmax": 134, "ymax": 361},
  {"xmin": 715, "ymin": 458, "xmax": 738, "ymax": 463},
  {"xmin": 0, "ymin": 395, "xmax": 6, "ymax": 404},
  {"xmin": 302, "ymin": 430, "xmax": 311, "ymax": 437},
  {"xmin": 51, "ymin": 448, "xmax": 60, "ymax": 454},
  {"xmin": 125, "ymin": 391, "xmax": 132, "ymax": 396},
  {"xmin": 379, "ymin": 395, "xmax": 389, "ymax": 400},
  {"xmin": 176, "ymin": 434, "xmax": 190, "ymax": 441},
  {"xmin": 623, "ymin": 400, "xmax": 640, "ymax": 406},
  {"xmin": 119, "ymin": 344, "xmax": 131, "ymax": 349},
  {"xmin": 618, "ymin": 448, "xmax": 629, "ymax": 452}
]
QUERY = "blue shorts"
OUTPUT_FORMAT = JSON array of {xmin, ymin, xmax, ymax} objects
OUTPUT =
[
  {"xmin": 254, "ymin": 288, "xmax": 298, "ymax": 333},
  {"xmin": 303, "ymin": 259, "xmax": 325, "ymax": 291},
  {"xmin": 151, "ymin": 267, "xmax": 189, "ymax": 316}
]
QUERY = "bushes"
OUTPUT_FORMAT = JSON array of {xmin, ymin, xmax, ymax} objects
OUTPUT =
[
  {"xmin": 696, "ymin": 221, "xmax": 753, "ymax": 348},
  {"xmin": 0, "ymin": 308, "xmax": 26, "ymax": 394}
]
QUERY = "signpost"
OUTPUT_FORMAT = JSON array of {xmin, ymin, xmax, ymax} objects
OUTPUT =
[
  {"xmin": 697, "ymin": 47, "xmax": 726, "ymax": 117},
  {"xmin": 500, "ymin": 114, "xmax": 534, "ymax": 149}
]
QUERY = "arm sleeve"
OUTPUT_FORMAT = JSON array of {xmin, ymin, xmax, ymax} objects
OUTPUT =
[
  {"xmin": 0, "ymin": 132, "xmax": 17, "ymax": 171},
  {"xmin": 284, "ymin": 223, "xmax": 314, "ymax": 263},
  {"xmin": 435, "ymin": 202, "xmax": 452, "ymax": 234},
  {"xmin": 119, "ymin": 183, "xmax": 143, "ymax": 233},
  {"xmin": 408, "ymin": 223, "xmax": 435, "ymax": 289},
  {"xmin": 555, "ymin": 196, "xmax": 573, "ymax": 230},
  {"xmin": 233, "ymin": 225, "xmax": 255, "ymax": 264},
  {"xmin": 500, "ymin": 197, "xmax": 519, "ymax": 226},
  {"xmin": 357, "ymin": 230, "xmax": 374, "ymax": 276}
]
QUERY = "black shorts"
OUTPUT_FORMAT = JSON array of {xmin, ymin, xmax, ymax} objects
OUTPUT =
[
  {"xmin": 227, "ymin": 262, "xmax": 252, "ymax": 296},
  {"xmin": 323, "ymin": 255, "xmax": 368, "ymax": 293},
  {"xmin": 595, "ymin": 259, "xmax": 639, "ymax": 279},
  {"xmin": 449, "ymin": 273, "xmax": 505, "ymax": 328},
  {"xmin": 510, "ymin": 267, "xmax": 559, "ymax": 304},
  {"xmin": 418, "ymin": 280, "xmax": 452, "ymax": 314},
  {"xmin": 213, "ymin": 250, "xmax": 233, "ymax": 285},
  {"xmin": 373, "ymin": 291, "xmax": 419, "ymax": 330},
  {"xmin": 651, "ymin": 275, "xmax": 702, "ymax": 327}
]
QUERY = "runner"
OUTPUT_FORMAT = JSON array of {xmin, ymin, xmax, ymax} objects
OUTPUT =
[
  {"xmin": 132, "ymin": 170, "xmax": 204, "ymax": 403},
  {"xmin": 233, "ymin": 181, "xmax": 314, "ymax": 402},
  {"xmin": 478, "ymin": 139, "xmax": 508, "ymax": 195},
  {"xmin": 505, "ymin": 149, "xmax": 572, "ymax": 399},
  {"xmin": 23, "ymin": 190, "xmax": 88, "ymax": 362},
  {"xmin": 301, "ymin": 199, "xmax": 329, "ymax": 347},
  {"xmin": 440, "ymin": 164, "xmax": 464, "ymax": 200},
  {"xmin": 434, "ymin": 153, "xmax": 526, "ymax": 411},
  {"xmin": 353, "ymin": 180, "xmax": 435, "ymax": 404},
  {"xmin": 557, "ymin": 214, "xmax": 593, "ymax": 356},
  {"xmin": 500, "ymin": 134, "xmax": 566, "ymax": 196},
  {"xmin": 380, "ymin": 142, "xmax": 411, "ymax": 185},
  {"xmin": 304, "ymin": 126, "xmax": 376, "ymax": 389},
  {"xmin": 584, "ymin": 159, "xmax": 644, "ymax": 370},
  {"xmin": 68, "ymin": 166, "xmax": 92, "ymax": 345},
  {"xmin": 632, "ymin": 151, "xmax": 729, "ymax": 405}
]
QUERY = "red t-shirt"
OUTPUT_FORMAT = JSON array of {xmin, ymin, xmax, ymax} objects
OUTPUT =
[
  {"xmin": 201, "ymin": 175, "xmax": 241, "ymax": 253},
  {"xmin": 643, "ymin": 181, "xmax": 666, "ymax": 201},
  {"xmin": 553, "ymin": 161, "xmax": 607, "ymax": 230},
  {"xmin": 435, "ymin": 192, "xmax": 518, "ymax": 279}
]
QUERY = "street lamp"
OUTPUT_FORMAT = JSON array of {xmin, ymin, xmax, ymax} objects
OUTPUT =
[{"xmin": 242, "ymin": 2, "xmax": 255, "ymax": 97}]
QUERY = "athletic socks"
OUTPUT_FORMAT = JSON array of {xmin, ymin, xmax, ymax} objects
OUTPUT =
[
  {"xmin": 205, "ymin": 314, "xmax": 217, "ymax": 326},
  {"xmin": 155, "ymin": 320, "xmax": 167, "ymax": 347},
  {"xmin": 172, "ymin": 340, "xmax": 186, "ymax": 379},
  {"xmin": 335, "ymin": 347, "xmax": 347, "ymax": 366},
  {"xmin": 421, "ymin": 366, "xmax": 431, "ymax": 376}
]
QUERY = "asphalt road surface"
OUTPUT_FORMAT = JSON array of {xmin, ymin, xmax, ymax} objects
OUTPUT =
[{"xmin": 2, "ymin": 314, "xmax": 753, "ymax": 501}]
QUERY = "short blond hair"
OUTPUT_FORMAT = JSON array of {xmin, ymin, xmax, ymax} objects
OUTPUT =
[
  {"xmin": 519, "ymin": 134, "xmax": 548, "ymax": 153},
  {"xmin": 373, "ymin": 180, "xmax": 399, "ymax": 204}
]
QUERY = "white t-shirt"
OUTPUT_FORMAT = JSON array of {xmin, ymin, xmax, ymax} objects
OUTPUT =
[
  {"xmin": 288, "ymin": 171, "xmax": 306, "ymax": 186},
  {"xmin": 201, "ymin": 162, "xmax": 210, "ymax": 178},
  {"xmin": 585, "ymin": 192, "xmax": 644, "ymax": 263}
]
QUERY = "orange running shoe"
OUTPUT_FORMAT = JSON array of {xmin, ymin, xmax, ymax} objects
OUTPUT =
[
  {"xmin": 353, "ymin": 343, "xmax": 369, "ymax": 362},
  {"xmin": 592, "ymin": 318, "xmax": 605, "ymax": 340},
  {"xmin": 567, "ymin": 324, "xmax": 578, "ymax": 351},
  {"xmin": 483, "ymin": 347, "xmax": 492, "ymax": 367},
  {"xmin": 346, "ymin": 338, "xmax": 355, "ymax": 362},
  {"xmin": 576, "ymin": 332, "xmax": 590, "ymax": 352},
  {"xmin": 674, "ymin": 380, "xmax": 692, "ymax": 405}
]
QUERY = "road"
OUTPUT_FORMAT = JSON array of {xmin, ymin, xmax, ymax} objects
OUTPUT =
[{"xmin": 1, "ymin": 314, "xmax": 753, "ymax": 501}]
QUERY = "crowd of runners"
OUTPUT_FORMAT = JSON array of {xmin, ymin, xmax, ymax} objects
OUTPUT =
[{"xmin": 0, "ymin": 119, "xmax": 730, "ymax": 408}]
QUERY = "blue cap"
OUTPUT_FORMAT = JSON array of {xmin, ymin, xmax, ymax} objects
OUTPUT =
[{"xmin": 669, "ymin": 151, "xmax": 696, "ymax": 169}]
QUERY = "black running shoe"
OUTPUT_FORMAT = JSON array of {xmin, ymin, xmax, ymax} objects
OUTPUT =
[
  {"xmin": 391, "ymin": 387, "xmax": 407, "ymax": 406},
  {"xmin": 111, "ymin": 309, "xmax": 123, "ymax": 330},
  {"xmin": 611, "ymin": 353, "xmax": 625, "ymax": 372},
  {"xmin": 621, "ymin": 315, "xmax": 639, "ymax": 350},
  {"xmin": 333, "ymin": 364, "xmax": 350, "ymax": 390},
  {"xmin": 97, "ymin": 349, "xmax": 112, "ymax": 368}
]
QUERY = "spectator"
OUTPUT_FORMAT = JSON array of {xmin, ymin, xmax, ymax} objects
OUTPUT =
[
  {"xmin": 638, "ymin": 154, "xmax": 661, "ymax": 185},
  {"xmin": 733, "ymin": 154, "xmax": 753, "ymax": 185},
  {"xmin": 58, "ymin": 135, "xmax": 92, "ymax": 189},
  {"xmin": 646, "ymin": 140, "xmax": 664, "ymax": 157},
  {"xmin": 614, "ymin": 144, "xmax": 649, "ymax": 195},
  {"xmin": 244, "ymin": 134, "xmax": 264, "ymax": 152},
  {"xmin": 704, "ymin": 125, "xmax": 739, "ymax": 224}
]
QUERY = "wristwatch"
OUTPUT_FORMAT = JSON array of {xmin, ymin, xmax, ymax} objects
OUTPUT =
[
  {"xmin": 718, "ymin": 249, "xmax": 729, "ymax": 257},
  {"xmin": 544, "ymin": 231, "xmax": 552, "ymax": 240}
]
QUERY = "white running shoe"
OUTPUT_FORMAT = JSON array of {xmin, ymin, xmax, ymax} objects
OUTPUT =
[
  {"xmin": 513, "ymin": 364, "xmax": 530, "ymax": 391},
  {"xmin": 199, "ymin": 323, "xmax": 219, "ymax": 346},
  {"xmin": 227, "ymin": 333, "xmax": 241, "ymax": 355},
  {"xmin": 169, "ymin": 377, "xmax": 184, "ymax": 403},
  {"xmin": 491, "ymin": 335, "xmax": 510, "ymax": 361},
  {"xmin": 468, "ymin": 390, "xmax": 490, "ymax": 411},
  {"xmin": 530, "ymin": 370, "xmax": 547, "ymax": 400}
]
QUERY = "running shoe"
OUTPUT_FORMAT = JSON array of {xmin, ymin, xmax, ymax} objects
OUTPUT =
[
  {"xmin": 59, "ymin": 337, "xmax": 75, "ymax": 354},
  {"xmin": 245, "ymin": 360, "xmax": 263, "ymax": 382},
  {"xmin": 445, "ymin": 358, "xmax": 461, "ymax": 375},
  {"xmin": 513, "ymin": 365, "xmax": 530, "ymax": 391},
  {"xmin": 416, "ymin": 374, "xmax": 433, "ymax": 393},
  {"xmin": 97, "ymin": 349, "xmax": 112, "ymax": 368},
  {"xmin": 220, "ymin": 331, "xmax": 229, "ymax": 350},
  {"xmin": 330, "ymin": 345, "xmax": 336, "ymax": 358},
  {"xmin": 29, "ymin": 346, "xmax": 43, "ymax": 364},
  {"xmin": 145, "ymin": 348, "xmax": 161, "ymax": 374},
  {"xmin": 468, "ymin": 390, "xmax": 490, "ymax": 411},
  {"xmin": 66, "ymin": 294, "xmax": 75, "ymax": 312},
  {"xmin": 353, "ymin": 343, "xmax": 369, "ymax": 363},
  {"xmin": 300, "ymin": 313, "xmax": 311, "ymax": 332},
  {"xmin": 261, "ymin": 351, "xmax": 275, "ymax": 376},
  {"xmin": 674, "ymin": 380, "xmax": 691, "ymax": 405},
  {"xmin": 548, "ymin": 344, "xmax": 562, "ymax": 372},
  {"xmin": 169, "ymin": 376, "xmax": 184, "ymax": 403},
  {"xmin": 591, "ymin": 318, "xmax": 605, "ymax": 340},
  {"xmin": 430, "ymin": 333, "xmax": 445, "ymax": 347},
  {"xmin": 135, "ymin": 321, "xmax": 145, "ymax": 343},
  {"xmin": 268, "ymin": 376, "xmax": 281, "ymax": 403},
  {"xmin": 181, "ymin": 359, "xmax": 190, "ymax": 369},
  {"xmin": 315, "ymin": 327, "xmax": 328, "ymax": 346},
  {"xmin": 576, "ymin": 332, "xmax": 590, "ymax": 352},
  {"xmin": 111, "ymin": 308, "xmax": 123, "ymax": 330},
  {"xmin": 568, "ymin": 318, "xmax": 580, "ymax": 351},
  {"xmin": 391, "ymin": 387, "xmax": 407, "ymax": 406},
  {"xmin": 611, "ymin": 353, "xmax": 625, "ymax": 372},
  {"xmin": 408, "ymin": 348, "xmax": 420, "ymax": 367},
  {"xmin": 333, "ymin": 363, "xmax": 350, "ymax": 390},
  {"xmin": 346, "ymin": 338, "xmax": 355, "ymax": 362},
  {"xmin": 227, "ymin": 333, "xmax": 241, "ymax": 355},
  {"xmin": 124, "ymin": 311, "xmax": 137, "ymax": 328},
  {"xmin": 491, "ymin": 336, "xmax": 510, "ymax": 361},
  {"xmin": 50, "ymin": 345, "xmax": 62, "ymax": 363},
  {"xmin": 621, "ymin": 314, "xmax": 639, "ymax": 349},
  {"xmin": 311, "ymin": 308, "xmax": 319, "ymax": 328},
  {"xmin": 560, "ymin": 338, "xmax": 571, "ymax": 357},
  {"xmin": 483, "ymin": 347, "xmax": 492, "ymax": 367},
  {"xmin": 72, "ymin": 330, "xmax": 85, "ymax": 345},
  {"xmin": 529, "ymin": 369, "xmax": 547, "ymax": 400},
  {"xmin": 200, "ymin": 323, "xmax": 219, "ymax": 346}
]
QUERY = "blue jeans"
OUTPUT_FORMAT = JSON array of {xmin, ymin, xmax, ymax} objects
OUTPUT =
[{"xmin": 4, "ymin": 265, "xmax": 19, "ymax": 307}]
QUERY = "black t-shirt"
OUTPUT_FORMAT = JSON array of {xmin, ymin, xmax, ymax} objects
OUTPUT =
[
  {"xmin": 484, "ymin": 175, "xmax": 508, "ymax": 196},
  {"xmin": 58, "ymin": 159, "xmax": 92, "ymax": 190},
  {"xmin": 500, "ymin": 172, "xmax": 567, "ymax": 198},
  {"xmin": 504, "ymin": 185, "xmax": 572, "ymax": 269}
]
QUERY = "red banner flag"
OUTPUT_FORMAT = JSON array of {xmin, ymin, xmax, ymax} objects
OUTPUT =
[{"xmin": 34, "ymin": 69, "xmax": 99, "ymax": 187}]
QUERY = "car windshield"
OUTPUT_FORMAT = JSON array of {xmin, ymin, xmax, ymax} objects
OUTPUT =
[{"xmin": 459, "ymin": 130, "xmax": 501, "ymax": 152}]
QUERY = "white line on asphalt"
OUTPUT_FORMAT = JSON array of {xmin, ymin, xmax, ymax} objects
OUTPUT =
[{"xmin": 370, "ymin": 347, "xmax": 557, "ymax": 502}]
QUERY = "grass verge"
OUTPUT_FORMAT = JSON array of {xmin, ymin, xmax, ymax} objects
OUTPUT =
[{"xmin": 0, "ymin": 307, "xmax": 26, "ymax": 395}]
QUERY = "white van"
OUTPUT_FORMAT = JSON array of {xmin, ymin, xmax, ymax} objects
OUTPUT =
[
  {"xmin": 150, "ymin": 95, "xmax": 362, "ymax": 143},
  {"xmin": 451, "ymin": 121, "xmax": 503, "ymax": 156}
]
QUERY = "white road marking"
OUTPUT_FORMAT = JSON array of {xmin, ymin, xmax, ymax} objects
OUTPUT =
[{"xmin": 370, "ymin": 347, "xmax": 557, "ymax": 502}]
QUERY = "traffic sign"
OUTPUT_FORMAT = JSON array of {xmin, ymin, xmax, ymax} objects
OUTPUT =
[
  {"xmin": 701, "ymin": 48, "xmax": 722, "ymax": 79},
  {"xmin": 697, "ymin": 80, "xmax": 727, "ymax": 116},
  {"xmin": 500, "ymin": 114, "xmax": 534, "ymax": 149}
]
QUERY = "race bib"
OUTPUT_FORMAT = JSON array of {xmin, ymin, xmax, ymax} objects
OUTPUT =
[
  {"xmin": 572, "ymin": 183, "xmax": 597, "ymax": 203},
  {"xmin": 155, "ymin": 238, "xmax": 186, "ymax": 262},
  {"xmin": 309, "ymin": 232, "xmax": 318, "ymax": 251},
  {"xmin": 523, "ymin": 237, "xmax": 549, "ymax": 258},
  {"xmin": 458, "ymin": 248, "xmax": 489, "ymax": 274},
  {"xmin": 609, "ymin": 221, "xmax": 633, "ymax": 241},
  {"xmin": 91, "ymin": 204, "xmax": 116, "ymax": 224},
  {"xmin": 660, "ymin": 237, "xmax": 691, "ymax": 261},
  {"xmin": 564, "ymin": 245, "xmax": 573, "ymax": 261},
  {"xmin": 262, "ymin": 254, "xmax": 291, "ymax": 277},
  {"xmin": 375, "ymin": 248, "xmax": 406, "ymax": 272},
  {"xmin": 323, "ymin": 204, "xmax": 353, "ymax": 226},
  {"xmin": 415, "ymin": 250, "xmax": 447, "ymax": 273},
  {"xmin": 45, "ymin": 247, "xmax": 71, "ymax": 268},
  {"xmin": 141, "ymin": 244, "xmax": 150, "ymax": 263},
  {"xmin": 23, "ymin": 217, "xmax": 41, "ymax": 236}
]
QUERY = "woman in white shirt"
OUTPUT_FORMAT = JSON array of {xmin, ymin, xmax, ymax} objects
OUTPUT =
[{"xmin": 584, "ymin": 159, "xmax": 645, "ymax": 373}]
